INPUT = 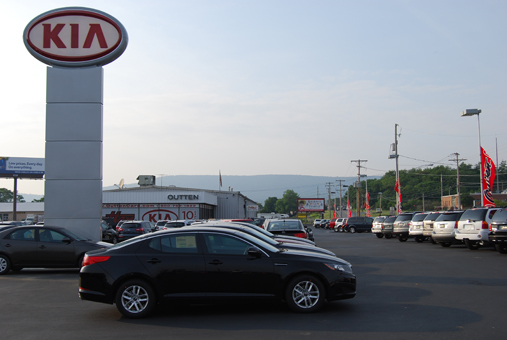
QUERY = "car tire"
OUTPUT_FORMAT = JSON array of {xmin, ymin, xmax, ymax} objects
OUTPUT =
[
  {"xmin": 285, "ymin": 275, "xmax": 325, "ymax": 313},
  {"xmin": 495, "ymin": 243, "xmax": 507, "ymax": 254},
  {"xmin": 385, "ymin": 234, "xmax": 392, "ymax": 239},
  {"xmin": 465, "ymin": 240, "xmax": 479, "ymax": 250},
  {"xmin": 0, "ymin": 254, "xmax": 11, "ymax": 275},
  {"xmin": 376, "ymin": 233, "xmax": 384, "ymax": 238},
  {"xmin": 415, "ymin": 236, "xmax": 424, "ymax": 243},
  {"xmin": 440, "ymin": 242, "xmax": 451, "ymax": 247},
  {"xmin": 115, "ymin": 279, "xmax": 156, "ymax": 319},
  {"xmin": 349, "ymin": 227, "xmax": 356, "ymax": 233},
  {"xmin": 430, "ymin": 237, "xmax": 437, "ymax": 244},
  {"xmin": 398, "ymin": 235, "xmax": 408, "ymax": 242}
]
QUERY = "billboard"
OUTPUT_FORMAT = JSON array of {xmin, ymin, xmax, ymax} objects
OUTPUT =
[
  {"xmin": 0, "ymin": 157, "xmax": 45, "ymax": 178},
  {"xmin": 297, "ymin": 198, "xmax": 325, "ymax": 212}
]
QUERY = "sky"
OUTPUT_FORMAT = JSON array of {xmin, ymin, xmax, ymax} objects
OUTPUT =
[{"xmin": 1, "ymin": 0, "xmax": 507, "ymax": 198}]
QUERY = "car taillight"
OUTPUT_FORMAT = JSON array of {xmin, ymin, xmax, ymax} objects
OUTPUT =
[
  {"xmin": 135, "ymin": 227, "xmax": 144, "ymax": 232},
  {"xmin": 409, "ymin": 222, "xmax": 413, "ymax": 227},
  {"xmin": 294, "ymin": 232, "xmax": 307, "ymax": 239},
  {"xmin": 82, "ymin": 254, "xmax": 110, "ymax": 267},
  {"xmin": 482, "ymin": 221, "xmax": 489, "ymax": 229},
  {"xmin": 117, "ymin": 227, "xmax": 123, "ymax": 232},
  {"xmin": 454, "ymin": 221, "xmax": 459, "ymax": 229}
]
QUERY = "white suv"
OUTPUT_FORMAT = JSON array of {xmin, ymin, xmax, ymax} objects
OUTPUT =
[
  {"xmin": 455, "ymin": 207, "xmax": 501, "ymax": 250},
  {"xmin": 431, "ymin": 211, "xmax": 464, "ymax": 247},
  {"xmin": 371, "ymin": 216, "xmax": 387, "ymax": 238},
  {"xmin": 334, "ymin": 218, "xmax": 348, "ymax": 232},
  {"xmin": 408, "ymin": 213, "xmax": 429, "ymax": 243}
]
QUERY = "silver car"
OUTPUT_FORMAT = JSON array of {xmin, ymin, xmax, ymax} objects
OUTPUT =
[
  {"xmin": 431, "ymin": 211, "xmax": 464, "ymax": 247},
  {"xmin": 372, "ymin": 216, "xmax": 388, "ymax": 238}
]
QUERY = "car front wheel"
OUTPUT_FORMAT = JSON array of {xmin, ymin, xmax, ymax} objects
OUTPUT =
[
  {"xmin": 376, "ymin": 233, "xmax": 383, "ymax": 238},
  {"xmin": 285, "ymin": 275, "xmax": 325, "ymax": 313},
  {"xmin": 116, "ymin": 279, "xmax": 156, "ymax": 319},
  {"xmin": 0, "ymin": 255, "xmax": 11, "ymax": 275},
  {"xmin": 349, "ymin": 227, "xmax": 356, "ymax": 233}
]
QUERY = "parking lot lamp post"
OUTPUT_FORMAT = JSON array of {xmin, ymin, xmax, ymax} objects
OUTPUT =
[
  {"xmin": 378, "ymin": 192, "xmax": 382, "ymax": 214},
  {"xmin": 461, "ymin": 109, "xmax": 483, "ymax": 206}
]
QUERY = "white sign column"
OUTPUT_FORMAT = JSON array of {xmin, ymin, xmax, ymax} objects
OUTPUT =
[{"xmin": 44, "ymin": 66, "xmax": 103, "ymax": 240}]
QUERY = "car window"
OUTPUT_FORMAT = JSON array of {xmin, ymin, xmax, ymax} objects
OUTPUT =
[
  {"xmin": 460, "ymin": 209, "xmax": 487, "ymax": 221},
  {"xmin": 203, "ymin": 234, "xmax": 250, "ymax": 255},
  {"xmin": 424, "ymin": 213, "xmax": 441, "ymax": 221},
  {"xmin": 148, "ymin": 234, "xmax": 198, "ymax": 253},
  {"xmin": 491, "ymin": 209, "xmax": 507, "ymax": 222},
  {"xmin": 8, "ymin": 229, "xmax": 36, "ymax": 241},
  {"xmin": 488, "ymin": 209, "xmax": 498, "ymax": 220},
  {"xmin": 435, "ymin": 213, "xmax": 463, "ymax": 222},
  {"xmin": 38, "ymin": 229, "xmax": 66, "ymax": 243},
  {"xmin": 267, "ymin": 221, "xmax": 301, "ymax": 231},
  {"xmin": 412, "ymin": 214, "xmax": 428, "ymax": 222}
]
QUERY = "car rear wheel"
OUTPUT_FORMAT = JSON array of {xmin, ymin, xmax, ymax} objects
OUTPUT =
[
  {"xmin": 376, "ymin": 233, "xmax": 384, "ymax": 238},
  {"xmin": 116, "ymin": 279, "xmax": 156, "ymax": 319},
  {"xmin": 349, "ymin": 227, "xmax": 356, "ymax": 233},
  {"xmin": 495, "ymin": 243, "xmax": 507, "ymax": 254},
  {"xmin": 465, "ymin": 240, "xmax": 479, "ymax": 250},
  {"xmin": 285, "ymin": 275, "xmax": 325, "ymax": 313},
  {"xmin": 440, "ymin": 242, "xmax": 451, "ymax": 247},
  {"xmin": 385, "ymin": 234, "xmax": 392, "ymax": 239},
  {"xmin": 398, "ymin": 235, "xmax": 408, "ymax": 242},
  {"xmin": 0, "ymin": 255, "xmax": 11, "ymax": 275},
  {"xmin": 415, "ymin": 236, "xmax": 424, "ymax": 243}
]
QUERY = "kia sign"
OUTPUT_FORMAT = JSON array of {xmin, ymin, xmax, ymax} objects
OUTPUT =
[{"xmin": 23, "ymin": 7, "xmax": 128, "ymax": 67}]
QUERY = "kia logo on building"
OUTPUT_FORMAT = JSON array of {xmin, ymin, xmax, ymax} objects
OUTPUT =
[{"xmin": 24, "ymin": 7, "xmax": 128, "ymax": 67}]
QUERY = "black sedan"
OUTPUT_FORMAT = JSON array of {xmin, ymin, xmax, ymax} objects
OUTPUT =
[
  {"xmin": 79, "ymin": 227, "xmax": 356, "ymax": 318},
  {"xmin": 0, "ymin": 225, "xmax": 111, "ymax": 275}
]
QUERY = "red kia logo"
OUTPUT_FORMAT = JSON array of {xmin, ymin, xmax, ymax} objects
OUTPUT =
[{"xmin": 24, "ymin": 7, "xmax": 128, "ymax": 67}]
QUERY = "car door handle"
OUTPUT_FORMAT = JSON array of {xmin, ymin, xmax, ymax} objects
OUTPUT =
[
  {"xmin": 4, "ymin": 244, "xmax": 11, "ymax": 248},
  {"xmin": 208, "ymin": 260, "xmax": 223, "ymax": 265},
  {"xmin": 146, "ymin": 258, "xmax": 161, "ymax": 264},
  {"xmin": 39, "ymin": 245, "xmax": 46, "ymax": 249}
]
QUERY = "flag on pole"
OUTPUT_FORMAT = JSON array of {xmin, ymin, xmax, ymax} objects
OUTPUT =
[
  {"xmin": 394, "ymin": 177, "xmax": 402, "ymax": 214},
  {"xmin": 481, "ymin": 147, "xmax": 496, "ymax": 207},
  {"xmin": 347, "ymin": 199, "xmax": 352, "ymax": 218},
  {"xmin": 365, "ymin": 190, "xmax": 370, "ymax": 217}
]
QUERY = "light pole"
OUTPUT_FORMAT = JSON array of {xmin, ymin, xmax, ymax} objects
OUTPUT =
[
  {"xmin": 461, "ymin": 108, "xmax": 483, "ymax": 206},
  {"xmin": 378, "ymin": 192, "xmax": 382, "ymax": 215}
]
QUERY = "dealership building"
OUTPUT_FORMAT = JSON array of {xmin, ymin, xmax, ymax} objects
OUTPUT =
[{"xmin": 1, "ymin": 186, "xmax": 259, "ymax": 225}]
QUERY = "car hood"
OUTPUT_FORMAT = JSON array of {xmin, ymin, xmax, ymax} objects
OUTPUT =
[
  {"xmin": 277, "ymin": 248, "xmax": 351, "ymax": 266},
  {"xmin": 278, "ymin": 243, "xmax": 335, "ymax": 256}
]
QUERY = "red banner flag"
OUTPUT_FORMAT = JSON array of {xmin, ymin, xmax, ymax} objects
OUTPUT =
[
  {"xmin": 365, "ymin": 190, "xmax": 371, "ymax": 217},
  {"xmin": 481, "ymin": 147, "xmax": 496, "ymax": 207},
  {"xmin": 394, "ymin": 177, "xmax": 402, "ymax": 214},
  {"xmin": 347, "ymin": 199, "xmax": 352, "ymax": 218}
]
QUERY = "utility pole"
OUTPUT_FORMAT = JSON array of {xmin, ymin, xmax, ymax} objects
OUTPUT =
[
  {"xmin": 351, "ymin": 159, "xmax": 367, "ymax": 217},
  {"xmin": 496, "ymin": 137, "xmax": 499, "ymax": 193},
  {"xmin": 422, "ymin": 193, "xmax": 425, "ymax": 211},
  {"xmin": 394, "ymin": 124, "xmax": 400, "ymax": 215},
  {"xmin": 378, "ymin": 192, "xmax": 382, "ymax": 214},
  {"xmin": 326, "ymin": 182, "xmax": 333, "ymax": 218},
  {"xmin": 450, "ymin": 152, "xmax": 466, "ymax": 209},
  {"xmin": 336, "ymin": 180, "xmax": 345, "ymax": 218}
]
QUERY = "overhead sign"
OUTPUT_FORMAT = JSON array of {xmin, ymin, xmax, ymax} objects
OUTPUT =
[
  {"xmin": 23, "ymin": 7, "xmax": 128, "ymax": 67},
  {"xmin": 297, "ymin": 198, "xmax": 325, "ymax": 212},
  {"xmin": 0, "ymin": 157, "xmax": 45, "ymax": 178}
]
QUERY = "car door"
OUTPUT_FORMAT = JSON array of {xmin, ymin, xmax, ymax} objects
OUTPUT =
[
  {"xmin": 201, "ymin": 232, "xmax": 276, "ymax": 297},
  {"xmin": 36, "ymin": 228, "xmax": 76, "ymax": 266},
  {"xmin": 1, "ymin": 228, "xmax": 38, "ymax": 267},
  {"xmin": 137, "ymin": 232, "xmax": 207, "ymax": 298}
]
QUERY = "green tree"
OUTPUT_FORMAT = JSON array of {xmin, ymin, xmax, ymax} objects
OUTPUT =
[
  {"xmin": 275, "ymin": 190, "xmax": 300, "ymax": 215},
  {"xmin": 32, "ymin": 196, "xmax": 44, "ymax": 202},
  {"xmin": 261, "ymin": 197, "xmax": 278, "ymax": 213},
  {"xmin": 0, "ymin": 188, "xmax": 24, "ymax": 203}
]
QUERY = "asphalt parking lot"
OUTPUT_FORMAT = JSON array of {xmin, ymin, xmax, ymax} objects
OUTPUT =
[{"xmin": 1, "ymin": 227, "xmax": 506, "ymax": 340}]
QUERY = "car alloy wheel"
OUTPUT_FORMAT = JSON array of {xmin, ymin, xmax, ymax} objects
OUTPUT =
[
  {"xmin": 0, "ymin": 255, "xmax": 11, "ymax": 275},
  {"xmin": 376, "ymin": 233, "xmax": 383, "ymax": 238},
  {"xmin": 385, "ymin": 234, "xmax": 392, "ymax": 239},
  {"xmin": 415, "ymin": 236, "xmax": 424, "ymax": 243},
  {"xmin": 465, "ymin": 240, "xmax": 479, "ymax": 250},
  {"xmin": 116, "ymin": 280, "xmax": 156, "ymax": 318},
  {"xmin": 398, "ymin": 235, "xmax": 408, "ymax": 242},
  {"xmin": 349, "ymin": 227, "xmax": 356, "ymax": 233},
  {"xmin": 440, "ymin": 242, "xmax": 451, "ymax": 247},
  {"xmin": 286, "ymin": 275, "xmax": 325, "ymax": 313}
]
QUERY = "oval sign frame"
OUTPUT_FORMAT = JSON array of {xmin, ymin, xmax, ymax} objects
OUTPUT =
[{"xmin": 23, "ymin": 7, "xmax": 128, "ymax": 67}]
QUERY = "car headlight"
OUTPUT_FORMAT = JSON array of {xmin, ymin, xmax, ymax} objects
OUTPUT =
[{"xmin": 325, "ymin": 263, "xmax": 353, "ymax": 274}]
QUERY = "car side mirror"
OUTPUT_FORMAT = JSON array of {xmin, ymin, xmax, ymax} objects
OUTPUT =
[
  {"xmin": 247, "ymin": 247, "xmax": 262, "ymax": 258},
  {"xmin": 62, "ymin": 237, "xmax": 72, "ymax": 244}
]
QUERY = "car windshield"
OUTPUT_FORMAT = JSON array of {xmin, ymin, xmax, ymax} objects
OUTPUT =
[
  {"xmin": 490, "ymin": 209, "xmax": 507, "ymax": 223},
  {"xmin": 384, "ymin": 217, "xmax": 396, "ymax": 223},
  {"xmin": 424, "ymin": 213, "xmax": 441, "ymax": 221},
  {"xmin": 267, "ymin": 220, "xmax": 301, "ymax": 231},
  {"xmin": 395, "ymin": 215, "xmax": 413, "ymax": 222},
  {"xmin": 460, "ymin": 209, "xmax": 487, "ymax": 221},
  {"xmin": 373, "ymin": 217, "xmax": 385, "ymax": 223},
  {"xmin": 412, "ymin": 214, "xmax": 428, "ymax": 222},
  {"xmin": 435, "ymin": 213, "xmax": 463, "ymax": 222}
]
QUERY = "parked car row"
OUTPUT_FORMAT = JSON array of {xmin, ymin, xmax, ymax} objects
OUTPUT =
[{"xmin": 370, "ymin": 207, "xmax": 507, "ymax": 254}]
